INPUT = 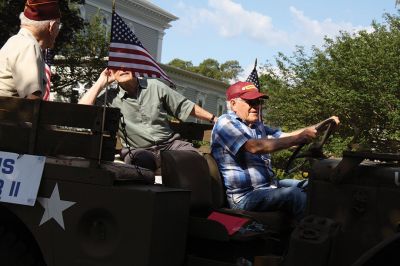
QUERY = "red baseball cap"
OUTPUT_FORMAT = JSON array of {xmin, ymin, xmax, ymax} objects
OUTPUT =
[
  {"xmin": 24, "ymin": 0, "xmax": 61, "ymax": 21},
  {"xmin": 226, "ymin": 81, "xmax": 268, "ymax": 100}
]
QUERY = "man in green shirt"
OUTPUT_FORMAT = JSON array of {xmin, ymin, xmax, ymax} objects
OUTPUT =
[{"xmin": 79, "ymin": 69, "xmax": 217, "ymax": 170}]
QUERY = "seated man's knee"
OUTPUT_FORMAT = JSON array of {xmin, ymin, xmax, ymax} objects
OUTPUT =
[{"xmin": 124, "ymin": 149, "xmax": 157, "ymax": 171}]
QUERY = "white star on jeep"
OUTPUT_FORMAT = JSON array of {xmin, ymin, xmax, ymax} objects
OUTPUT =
[{"xmin": 37, "ymin": 183, "xmax": 76, "ymax": 230}]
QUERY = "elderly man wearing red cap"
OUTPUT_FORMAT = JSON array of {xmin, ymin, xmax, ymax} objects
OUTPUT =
[
  {"xmin": 0, "ymin": 0, "xmax": 61, "ymax": 99},
  {"xmin": 211, "ymin": 81, "xmax": 339, "ymax": 220}
]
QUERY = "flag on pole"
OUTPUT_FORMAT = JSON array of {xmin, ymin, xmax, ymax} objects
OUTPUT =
[
  {"xmin": 43, "ymin": 49, "xmax": 54, "ymax": 101},
  {"xmin": 108, "ymin": 10, "xmax": 173, "ymax": 83},
  {"xmin": 246, "ymin": 59, "xmax": 263, "ymax": 121},
  {"xmin": 246, "ymin": 59, "xmax": 260, "ymax": 91}
]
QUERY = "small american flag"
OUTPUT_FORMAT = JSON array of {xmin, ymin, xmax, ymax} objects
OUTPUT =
[
  {"xmin": 246, "ymin": 59, "xmax": 260, "ymax": 91},
  {"xmin": 108, "ymin": 11, "xmax": 172, "ymax": 83},
  {"xmin": 246, "ymin": 59, "xmax": 263, "ymax": 121},
  {"xmin": 43, "ymin": 49, "xmax": 54, "ymax": 101}
]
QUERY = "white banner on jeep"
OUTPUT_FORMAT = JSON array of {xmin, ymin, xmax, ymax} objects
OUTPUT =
[{"xmin": 0, "ymin": 151, "xmax": 45, "ymax": 206}]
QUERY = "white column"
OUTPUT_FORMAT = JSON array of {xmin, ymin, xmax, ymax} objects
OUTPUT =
[{"xmin": 157, "ymin": 31, "xmax": 165, "ymax": 62}]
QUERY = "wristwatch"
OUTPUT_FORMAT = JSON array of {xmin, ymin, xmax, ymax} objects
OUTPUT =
[{"xmin": 209, "ymin": 114, "xmax": 216, "ymax": 123}]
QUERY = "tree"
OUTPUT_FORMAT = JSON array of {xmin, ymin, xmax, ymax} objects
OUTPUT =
[
  {"xmin": 260, "ymin": 13, "xmax": 400, "ymax": 153},
  {"xmin": 168, "ymin": 58, "xmax": 194, "ymax": 71},
  {"xmin": 220, "ymin": 60, "xmax": 243, "ymax": 81},
  {"xmin": 197, "ymin": 58, "xmax": 222, "ymax": 80},
  {"xmin": 167, "ymin": 58, "xmax": 243, "ymax": 82},
  {"xmin": 52, "ymin": 11, "xmax": 109, "ymax": 102}
]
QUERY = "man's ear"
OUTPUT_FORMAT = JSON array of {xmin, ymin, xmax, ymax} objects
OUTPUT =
[{"xmin": 49, "ymin": 21, "xmax": 56, "ymax": 33}]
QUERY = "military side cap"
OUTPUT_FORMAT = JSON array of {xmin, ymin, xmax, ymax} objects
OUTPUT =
[{"xmin": 24, "ymin": 0, "xmax": 61, "ymax": 21}]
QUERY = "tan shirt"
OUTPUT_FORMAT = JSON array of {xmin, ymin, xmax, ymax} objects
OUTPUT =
[{"xmin": 0, "ymin": 28, "xmax": 46, "ymax": 98}]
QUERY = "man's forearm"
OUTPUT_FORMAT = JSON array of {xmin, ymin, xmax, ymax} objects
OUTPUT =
[
  {"xmin": 245, "ymin": 126, "xmax": 317, "ymax": 154},
  {"xmin": 244, "ymin": 135, "xmax": 303, "ymax": 154},
  {"xmin": 78, "ymin": 80, "xmax": 104, "ymax": 105},
  {"xmin": 190, "ymin": 104, "xmax": 217, "ymax": 123}
]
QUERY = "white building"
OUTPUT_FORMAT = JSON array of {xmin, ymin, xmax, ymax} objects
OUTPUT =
[{"xmin": 82, "ymin": 0, "xmax": 228, "ymax": 121}]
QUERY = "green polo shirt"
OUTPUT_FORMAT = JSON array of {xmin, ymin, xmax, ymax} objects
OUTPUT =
[{"xmin": 97, "ymin": 78, "xmax": 195, "ymax": 148}]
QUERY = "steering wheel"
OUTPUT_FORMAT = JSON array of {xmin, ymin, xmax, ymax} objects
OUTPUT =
[{"xmin": 284, "ymin": 118, "xmax": 337, "ymax": 174}]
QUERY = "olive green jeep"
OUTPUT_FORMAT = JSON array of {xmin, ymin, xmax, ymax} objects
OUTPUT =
[{"xmin": 0, "ymin": 96, "xmax": 399, "ymax": 266}]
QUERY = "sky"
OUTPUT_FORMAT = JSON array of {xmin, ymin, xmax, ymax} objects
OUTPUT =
[{"xmin": 148, "ymin": 0, "xmax": 399, "ymax": 78}]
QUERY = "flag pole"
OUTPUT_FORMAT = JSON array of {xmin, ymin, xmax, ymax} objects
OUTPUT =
[
  {"xmin": 98, "ymin": 0, "xmax": 116, "ymax": 165},
  {"xmin": 253, "ymin": 58, "xmax": 263, "ymax": 123}
]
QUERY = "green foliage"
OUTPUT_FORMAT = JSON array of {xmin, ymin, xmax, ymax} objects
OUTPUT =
[
  {"xmin": 52, "ymin": 11, "xmax": 109, "ymax": 102},
  {"xmin": 167, "ymin": 57, "xmax": 243, "ymax": 82},
  {"xmin": 261, "ymin": 13, "xmax": 400, "ymax": 155},
  {"xmin": 168, "ymin": 58, "xmax": 194, "ymax": 71},
  {"xmin": 220, "ymin": 60, "xmax": 243, "ymax": 81}
]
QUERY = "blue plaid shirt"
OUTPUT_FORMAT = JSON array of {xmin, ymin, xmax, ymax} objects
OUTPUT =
[{"xmin": 211, "ymin": 111, "xmax": 282, "ymax": 202}]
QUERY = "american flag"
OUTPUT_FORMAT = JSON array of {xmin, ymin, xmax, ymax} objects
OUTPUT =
[
  {"xmin": 246, "ymin": 59, "xmax": 260, "ymax": 91},
  {"xmin": 246, "ymin": 59, "xmax": 263, "ymax": 121},
  {"xmin": 108, "ymin": 11, "xmax": 172, "ymax": 83},
  {"xmin": 43, "ymin": 49, "xmax": 54, "ymax": 101}
]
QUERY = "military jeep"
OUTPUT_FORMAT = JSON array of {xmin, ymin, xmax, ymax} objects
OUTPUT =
[{"xmin": 0, "ymin": 96, "xmax": 399, "ymax": 266}]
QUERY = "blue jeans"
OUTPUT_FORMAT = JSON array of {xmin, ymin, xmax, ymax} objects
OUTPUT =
[{"xmin": 229, "ymin": 179, "xmax": 307, "ymax": 221}]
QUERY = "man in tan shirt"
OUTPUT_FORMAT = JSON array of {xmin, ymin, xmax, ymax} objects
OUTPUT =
[{"xmin": 0, "ymin": 0, "xmax": 61, "ymax": 99}]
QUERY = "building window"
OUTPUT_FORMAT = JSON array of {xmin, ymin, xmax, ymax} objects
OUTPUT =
[
  {"xmin": 128, "ymin": 22, "xmax": 135, "ymax": 33},
  {"xmin": 99, "ymin": 11, "xmax": 111, "ymax": 26},
  {"xmin": 175, "ymin": 86, "xmax": 186, "ymax": 96},
  {"xmin": 78, "ymin": 5, "xmax": 86, "ymax": 19},
  {"xmin": 196, "ymin": 93, "xmax": 206, "ymax": 124},
  {"xmin": 217, "ymin": 98, "xmax": 225, "ymax": 116}
]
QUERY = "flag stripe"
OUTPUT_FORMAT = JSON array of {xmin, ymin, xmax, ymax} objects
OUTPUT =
[
  {"xmin": 109, "ymin": 45, "xmax": 170, "ymax": 80},
  {"xmin": 43, "ymin": 49, "xmax": 54, "ymax": 101},
  {"xmin": 108, "ymin": 60, "xmax": 170, "ymax": 81},
  {"xmin": 43, "ymin": 63, "xmax": 51, "ymax": 100},
  {"xmin": 109, "ymin": 43, "xmax": 156, "ymax": 63},
  {"xmin": 108, "ymin": 65, "xmax": 166, "ymax": 79},
  {"xmin": 109, "ymin": 48, "xmax": 168, "ymax": 73},
  {"xmin": 108, "ymin": 53, "xmax": 169, "ymax": 77}
]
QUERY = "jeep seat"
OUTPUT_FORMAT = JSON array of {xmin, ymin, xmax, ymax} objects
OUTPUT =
[{"xmin": 161, "ymin": 150, "xmax": 292, "ymax": 241}]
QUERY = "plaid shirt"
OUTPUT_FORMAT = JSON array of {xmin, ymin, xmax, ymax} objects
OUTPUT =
[{"xmin": 211, "ymin": 111, "xmax": 282, "ymax": 202}]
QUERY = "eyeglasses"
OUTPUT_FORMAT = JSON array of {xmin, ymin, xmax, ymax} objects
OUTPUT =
[
  {"xmin": 52, "ymin": 21, "xmax": 62, "ymax": 30},
  {"xmin": 237, "ymin": 98, "xmax": 263, "ymax": 106}
]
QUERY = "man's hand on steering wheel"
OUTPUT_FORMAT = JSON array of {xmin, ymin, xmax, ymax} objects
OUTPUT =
[
  {"xmin": 298, "ymin": 127, "xmax": 318, "ymax": 144},
  {"xmin": 315, "ymin": 116, "xmax": 340, "ymax": 131},
  {"xmin": 285, "ymin": 116, "xmax": 340, "ymax": 174}
]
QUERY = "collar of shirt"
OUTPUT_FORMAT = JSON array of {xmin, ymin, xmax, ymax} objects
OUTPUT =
[
  {"xmin": 117, "ymin": 78, "xmax": 148, "ymax": 99},
  {"xmin": 19, "ymin": 28, "xmax": 41, "ymax": 48},
  {"xmin": 227, "ymin": 110, "xmax": 263, "ymax": 129}
]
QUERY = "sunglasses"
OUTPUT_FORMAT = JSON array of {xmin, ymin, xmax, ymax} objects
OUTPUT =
[{"xmin": 238, "ymin": 98, "xmax": 264, "ymax": 106}]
